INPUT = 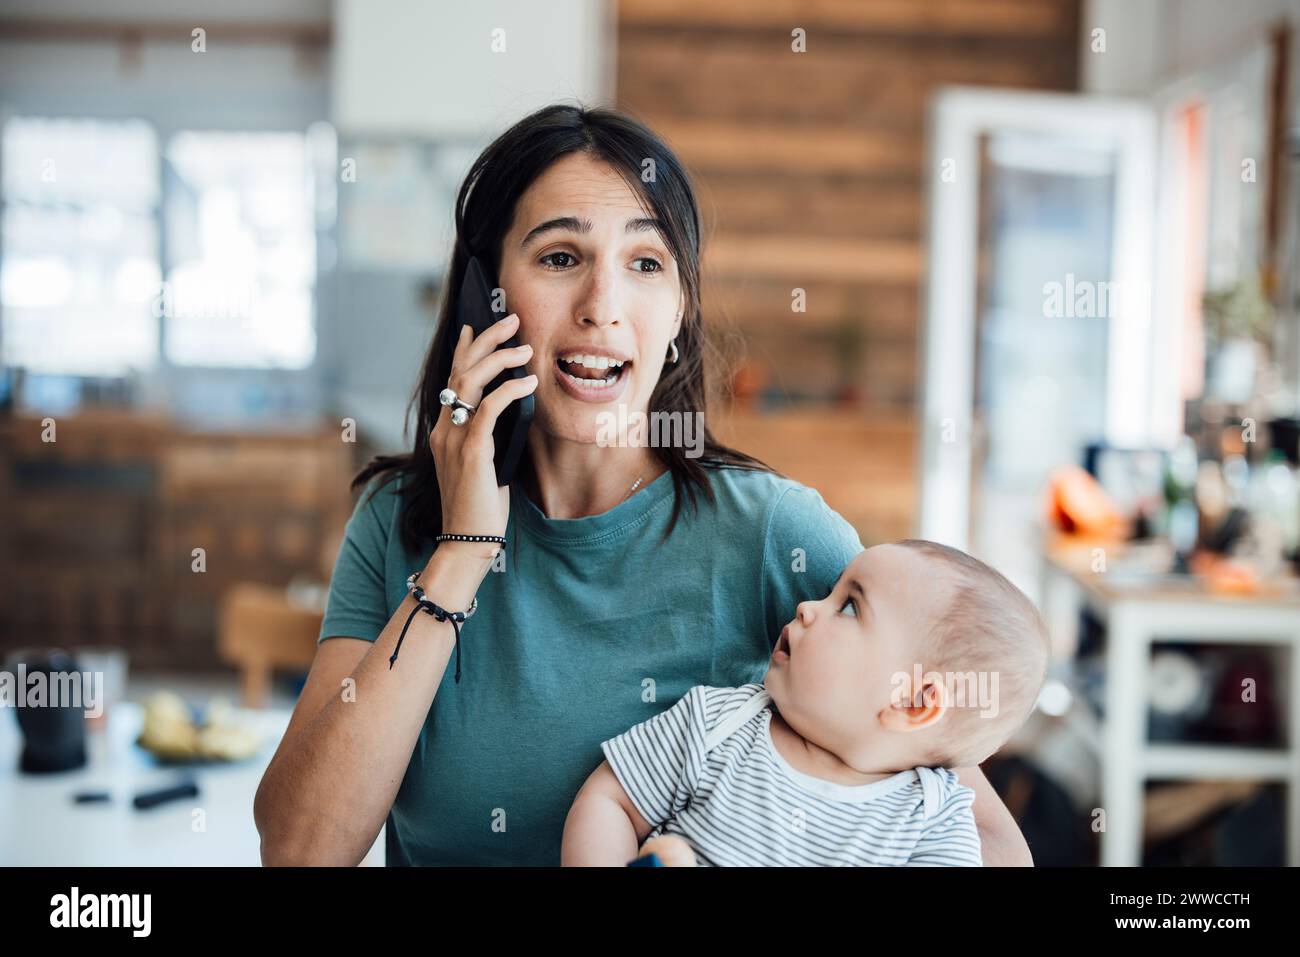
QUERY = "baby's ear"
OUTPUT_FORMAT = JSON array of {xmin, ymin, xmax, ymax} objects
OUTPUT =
[{"xmin": 879, "ymin": 678, "xmax": 951, "ymax": 732}]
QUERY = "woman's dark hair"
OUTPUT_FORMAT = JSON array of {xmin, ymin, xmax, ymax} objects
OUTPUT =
[{"xmin": 351, "ymin": 102, "xmax": 777, "ymax": 557}]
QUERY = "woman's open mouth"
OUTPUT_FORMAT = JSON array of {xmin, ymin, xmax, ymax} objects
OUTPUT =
[{"xmin": 554, "ymin": 353, "xmax": 633, "ymax": 403}]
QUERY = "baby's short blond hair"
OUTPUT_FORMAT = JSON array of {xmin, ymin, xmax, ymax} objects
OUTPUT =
[{"xmin": 894, "ymin": 539, "xmax": 1050, "ymax": 768}]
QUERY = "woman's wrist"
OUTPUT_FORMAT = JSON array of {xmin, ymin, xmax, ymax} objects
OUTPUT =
[{"xmin": 420, "ymin": 542, "xmax": 498, "ymax": 609}]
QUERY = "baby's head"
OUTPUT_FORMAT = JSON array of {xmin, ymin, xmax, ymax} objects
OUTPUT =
[{"xmin": 764, "ymin": 540, "xmax": 1049, "ymax": 771}]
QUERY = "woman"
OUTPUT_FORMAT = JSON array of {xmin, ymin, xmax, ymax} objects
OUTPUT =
[{"xmin": 254, "ymin": 104, "xmax": 1031, "ymax": 866}]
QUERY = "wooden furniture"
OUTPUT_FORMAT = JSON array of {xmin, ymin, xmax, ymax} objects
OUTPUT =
[
  {"xmin": 155, "ymin": 428, "xmax": 352, "ymax": 670},
  {"xmin": 217, "ymin": 583, "xmax": 323, "ymax": 709},
  {"xmin": 0, "ymin": 410, "xmax": 169, "ymax": 658},
  {"xmin": 0, "ymin": 411, "xmax": 354, "ymax": 672},
  {"xmin": 1039, "ymin": 537, "xmax": 1300, "ymax": 866}
]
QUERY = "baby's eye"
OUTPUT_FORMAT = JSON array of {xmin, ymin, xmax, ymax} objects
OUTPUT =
[{"xmin": 839, "ymin": 597, "xmax": 858, "ymax": 618}]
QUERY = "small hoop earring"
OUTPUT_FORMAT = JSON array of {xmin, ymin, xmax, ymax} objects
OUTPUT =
[{"xmin": 667, "ymin": 339, "xmax": 680, "ymax": 364}]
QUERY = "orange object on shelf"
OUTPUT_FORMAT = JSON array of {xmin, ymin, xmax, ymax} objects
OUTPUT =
[
  {"xmin": 1189, "ymin": 551, "xmax": 1260, "ymax": 594},
  {"xmin": 1046, "ymin": 465, "xmax": 1126, "ymax": 539}
]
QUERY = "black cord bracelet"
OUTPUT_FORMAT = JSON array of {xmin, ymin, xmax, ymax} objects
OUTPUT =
[
  {"xmin": 436, "ymin": 533, "xmax": 506, "ymax": 545},
  {"xmin": 390, "ymin": 571, "xmax": 478, "ymax": 682}
]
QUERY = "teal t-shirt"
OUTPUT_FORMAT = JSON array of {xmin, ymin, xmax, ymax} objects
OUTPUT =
[{"xmin": 318, "ymin": 463, "xmax": 864, "ymax": 865}]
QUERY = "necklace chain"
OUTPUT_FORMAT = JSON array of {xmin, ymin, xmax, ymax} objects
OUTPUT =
[{"xmin": 623, "ymin": 474, "xmax": 645, "ymax": 503}]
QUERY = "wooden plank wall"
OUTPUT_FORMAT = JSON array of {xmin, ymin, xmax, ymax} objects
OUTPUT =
[
  {"xmin": 0, "ymin": 413, "xmax": 355, "ymax": 672},
  {"xmin": 614, "ymin": 0, "xmax": 1080, "ymax": 543},
  {"xmin": 616, "ymin": 0, "xmax": 1081, "ymax": 413}
]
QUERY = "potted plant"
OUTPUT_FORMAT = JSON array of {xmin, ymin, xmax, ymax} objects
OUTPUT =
[{"xmin": 1201, "ymin": 272, "xmax": 1276, "ymax": 404}]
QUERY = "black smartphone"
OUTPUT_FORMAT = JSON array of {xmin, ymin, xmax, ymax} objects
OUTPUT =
[{"xmin": 446, "ymin": 256, "xmax": 534, "ymax": 487}]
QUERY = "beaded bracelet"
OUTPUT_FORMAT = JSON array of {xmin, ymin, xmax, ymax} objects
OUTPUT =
[
  {"xmin": 436, "ymin": 533, "xmax": 506, "ymax": 545},
  {"xmin": 389, "ymin": 570, "xmax": 478, "ymax": 682}
]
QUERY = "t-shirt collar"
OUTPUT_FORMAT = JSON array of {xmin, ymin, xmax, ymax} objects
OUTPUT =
[{"xmin": 511, "ymin": 466, "xmax": 676, "ymax": 545}]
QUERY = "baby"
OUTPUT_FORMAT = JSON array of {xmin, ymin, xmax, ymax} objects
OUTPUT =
[{"xmin": 562, "ymin": 539, "xmax": 1050, "ymax": 866}]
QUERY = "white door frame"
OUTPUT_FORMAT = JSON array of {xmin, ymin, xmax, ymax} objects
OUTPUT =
[{"xmin": 916, "ymin": 87, "xmax": 1159, "ymax": 548}]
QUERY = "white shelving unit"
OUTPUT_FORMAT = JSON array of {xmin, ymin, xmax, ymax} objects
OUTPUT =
[{"xmin": 1040, "ymin": 548, "xmax": 1300, "ymax": 866}]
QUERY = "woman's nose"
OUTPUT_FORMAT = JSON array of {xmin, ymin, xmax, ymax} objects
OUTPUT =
[
  {"xmin": 796, "ymin": 601, "xmax": 816, "ymax": 625},
  {"xmin": 575, "ymin": 265, "xmax": 625, "ymax": 327}
]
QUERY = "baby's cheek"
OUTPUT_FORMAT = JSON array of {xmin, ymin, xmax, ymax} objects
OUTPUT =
[
  {"xmin": 813, "ymin": 652, "xmax": 847, "ymax": 693},
  {"xmin": 848, "ymin": 650, "xmax": 888, "ymax": 698}
]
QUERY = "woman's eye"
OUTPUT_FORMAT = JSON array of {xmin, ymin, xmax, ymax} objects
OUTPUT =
[
  {"xmin": 839, "ymin": 597, "xmax": 858, "ymax": 618},
  {"xmin": 539, "ymin": 251, "xmax": 576, "ymax": 270},
  {"xmin": 539, "ymin": 253, "xmax": 661, "ymax": 273}
]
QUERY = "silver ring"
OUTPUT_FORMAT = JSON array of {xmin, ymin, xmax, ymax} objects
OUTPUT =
[{"xmin": 439, "ymin": 387, "xmax": 477, "ymax": 426}]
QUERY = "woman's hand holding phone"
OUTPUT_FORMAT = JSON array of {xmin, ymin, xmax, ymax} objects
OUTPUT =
[{"xmin": 429, "ymin": 312, "xmax": 538, "ymax": 559}]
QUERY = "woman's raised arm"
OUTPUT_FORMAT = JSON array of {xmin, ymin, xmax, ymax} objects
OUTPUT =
[
  {"xmin": 255, "ymin": 310, "xmax": 539, "ymax": 865},
  {"xmin": 253, "ymin": 545, "xmax": 495, "ymax": 865}
]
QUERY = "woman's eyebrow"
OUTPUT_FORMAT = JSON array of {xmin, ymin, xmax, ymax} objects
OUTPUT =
[{"xmin": 519, "ymin": 215, "xmax": 663, "ymax": 249}]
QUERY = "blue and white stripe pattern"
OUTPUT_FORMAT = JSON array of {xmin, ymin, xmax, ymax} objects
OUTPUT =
[{"xmin": 600, "ymin": 683, "xmax": 983, "ymax": 866}]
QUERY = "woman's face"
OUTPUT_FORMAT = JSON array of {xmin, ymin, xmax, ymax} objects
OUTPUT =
[{"xmin": 497, "ymin": 151, "xmax": 685, "ymax": 445}]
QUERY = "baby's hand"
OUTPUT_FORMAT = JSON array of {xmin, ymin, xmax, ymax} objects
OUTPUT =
[{"xmin": 630, "ymin": 834, "xmax": 697, "ymax": 867}]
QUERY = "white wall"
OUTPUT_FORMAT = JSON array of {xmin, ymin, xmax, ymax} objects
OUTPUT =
[
  {"xmin": 332, "ymin": 0, "xmax": 615, "ymax": 138},
  {"xmin": 1082, "ymin": 0, "xmax": 1300, "ymax": 102}
]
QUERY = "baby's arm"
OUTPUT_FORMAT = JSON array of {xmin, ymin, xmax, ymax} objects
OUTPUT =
[
  {"xmin": 562, "ymin": 760, "xmax": 655, "ymax": 866},
  {"xmin": 567, "ymin": 686, "xmax": 708, "ymax": 865}
]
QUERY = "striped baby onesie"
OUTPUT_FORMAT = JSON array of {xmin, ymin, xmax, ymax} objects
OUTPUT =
[{"xmin": 600, "ymin": 682, "xmax": 982, "ymax": 866}]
